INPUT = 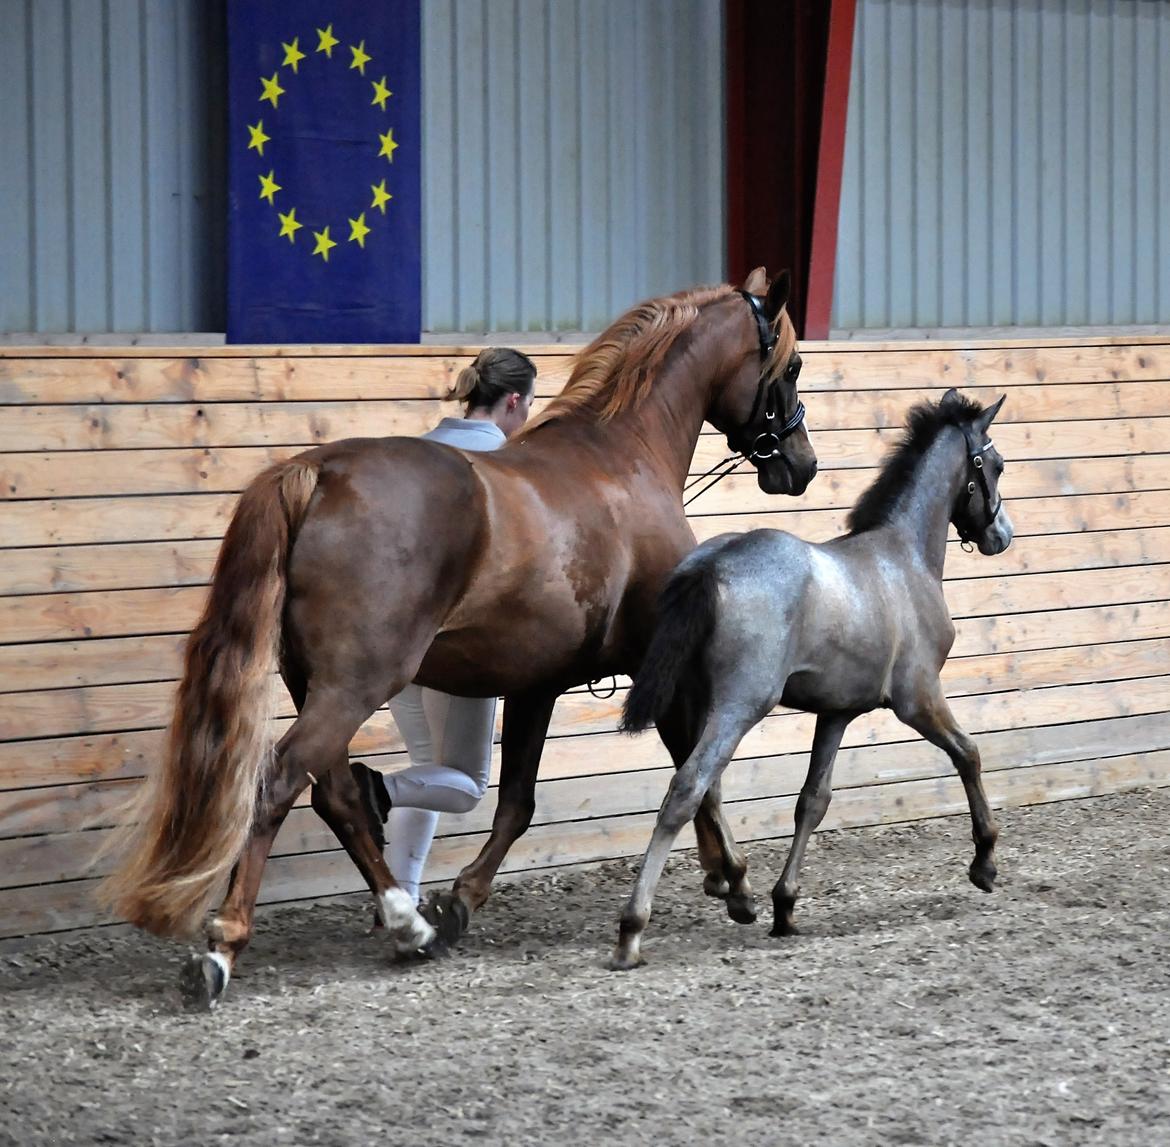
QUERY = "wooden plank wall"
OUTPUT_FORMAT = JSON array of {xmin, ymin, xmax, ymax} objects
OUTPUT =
[{"xmin": 2, "ymin": 339, "xmax": 1169, "ymax": 939}]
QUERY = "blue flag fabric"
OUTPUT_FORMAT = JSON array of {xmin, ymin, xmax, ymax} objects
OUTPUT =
[{"xmin": 227, "ymin": 1, "xmax": 421, "ymax": 343}]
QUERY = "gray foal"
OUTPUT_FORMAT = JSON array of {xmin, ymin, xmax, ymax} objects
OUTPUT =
[{"xmin": 614, "ymin": 389, "xmax": 1014, "ymax": 969}]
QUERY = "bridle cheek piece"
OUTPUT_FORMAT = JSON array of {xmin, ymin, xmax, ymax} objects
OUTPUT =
[
  {"xmin": 730, "ymin": 290, "xmax": 806, "ymax": 462},
  {"xmin": 956, "ymin": 438, "xmax": 1002, "ymax": 551}
]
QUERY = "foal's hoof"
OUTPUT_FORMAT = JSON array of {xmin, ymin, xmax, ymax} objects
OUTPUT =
[
  {"xmin": 179, "ymin": 952, "xmax": 230, "ymax": 1011},
  {"xmin": 725, "ymin": 892, "xmax": 758, "ymax": 926},
  {"xmin": 607, "ymin": 946, "xmax": 645, "ymax": 972},
  {"xmin": 969, "ymin": 858, "xmax": 998, "ymax": 893},
  {"xmin": 419, "ymin": 891, "xmax": 471, "ymax": 948}
]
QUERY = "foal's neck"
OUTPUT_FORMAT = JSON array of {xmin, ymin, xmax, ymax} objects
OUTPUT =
[{"xmin": 886, "ymin": 428, "xmax": 966, "ymax": 579}]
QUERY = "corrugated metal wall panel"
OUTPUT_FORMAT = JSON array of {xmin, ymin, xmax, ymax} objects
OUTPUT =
[
  {"xmin": 4, "ymin": 0, "xmax": 719, "ymax": 337},
  {"xmin": 0, "ymin": 0, "xmax": 226, "ymax": 335},
  {"xmin": 422, "ymin": 0, "xmax": 725, "ymax": 334},
  {"xmin": 833, "ymin": 0, "xmax": 1170, "ymax": 332}
]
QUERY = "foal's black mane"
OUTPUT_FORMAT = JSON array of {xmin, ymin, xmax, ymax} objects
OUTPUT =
[{"xmin": 846, "ymin": 391, "xmax": 985, "ymax": 534}]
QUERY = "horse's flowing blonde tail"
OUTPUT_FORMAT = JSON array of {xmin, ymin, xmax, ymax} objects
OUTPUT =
[{"xmin": 95, "ymin": 460, "xmax": 320, "ymax": 938}]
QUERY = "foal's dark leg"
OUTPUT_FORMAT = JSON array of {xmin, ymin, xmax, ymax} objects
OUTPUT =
[
  {"xmin": 898, "ymin": 687, "xmax": 999, "ymax": 892},
  {"xmin": 770, "ymin": 710, "xmax": 855, "ymax": 936},
  {"xmin": 425, "ymin": 689, "xmax": 558, "ymax": 948},
  {"xmin": 657, "ymin": 702, "xmax": 756, "ymax": 924}
]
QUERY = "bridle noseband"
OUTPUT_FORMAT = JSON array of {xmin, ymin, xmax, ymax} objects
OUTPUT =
[
  {"xmin": 682, "ymin": 290, "xmax": 807, "ymax": 508},
  {"xmin": 729, "ymin": 290, "xmax": 806, "ymax": 462},
  {"xmin": 956, "ymin": 432, "xmax": 1003, "ymax": 550}
]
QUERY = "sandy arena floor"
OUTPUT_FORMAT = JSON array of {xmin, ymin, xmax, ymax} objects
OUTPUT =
[{"xmin": 2, "ymin": 788, "xmax": 1169, "ymax": 1146}]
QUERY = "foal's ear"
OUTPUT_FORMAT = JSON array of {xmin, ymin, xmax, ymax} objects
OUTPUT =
[
  {"xmin": 742, "ymin": 265, "xmax": 768, "ymax": 295},
  {"xmin": 975, "ymin": 393, "xmax": 1007, "ymax": 434},
  {"xmin": 764, "ymin": 269, "xmax": 791, "ymax": 320}
]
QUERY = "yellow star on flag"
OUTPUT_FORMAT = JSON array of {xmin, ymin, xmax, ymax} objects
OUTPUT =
[
  {"xmin": 378, "ymin": 128, "xmax": 398, "ymax": 162},
  {"xmin": 246, "ymin": 120, "xmax": 270, "ymax": 156},
  {"xmin": 371, "ymin": 76, "xmax": 392, "ymax": 111},
  {"xmin": 370, "ymin": 179, "xmax": 393, "ymax": 214},
  {"xmin": 277, "ymin": 207, "xmax": 303, "ymax": 243},
  {"xmin": 258, "ymin": 170, "xmax": 281, "ymax": 204},
  {"xmin": 348, "ymin": 211, "xmax": 371, "ymax": 248},
  {"xmin": 316, "ymin": 24, "xmax": 339, "ymax": 57},
  {"xmin": 259, "ymin": 72, "xmax": 285, "ymax": 108},
  {"xmin": 312, "ymin": 226, "xmax": 337, "ymax": 261},
  {"xmin": 350, "ymin": 41, "xmax": 372, "ymax": 75},
  {"xmin": 281, "ymin": 37, "xmax": 306, "ymax": 73}
]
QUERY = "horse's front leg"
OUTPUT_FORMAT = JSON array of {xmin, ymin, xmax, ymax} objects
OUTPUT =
[
  {"xmin": 897, "ymin": 685, "xmax": 999, "ymax": 892},
  {"xmin": 770, "ymin": 710, "xmax": 855, "ymax": 936},
  {"xmin": 657, "ymin": 703, "xmax": 756, "ymax": 925},
  {"xmin": 424, "ymin": 689, "xmax": 558, "ymax": 949}
]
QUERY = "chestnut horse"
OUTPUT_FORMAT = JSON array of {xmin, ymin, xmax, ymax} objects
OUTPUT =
[{"xmin": 98, "ymin": 269, "xmax": 817, "ymax": 1008}]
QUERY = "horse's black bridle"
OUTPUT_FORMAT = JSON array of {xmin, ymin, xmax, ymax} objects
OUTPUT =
[
  {"xmin": 729, "ymin": 289, "xmax": 806, "ymax": 461},
  {"xmin": 956, "ymin": 431, "xmax": 1003, "ymax": 549},
  {"xmin": 682, "ymin": 290, "xmax": 806, "ymax": 508}
]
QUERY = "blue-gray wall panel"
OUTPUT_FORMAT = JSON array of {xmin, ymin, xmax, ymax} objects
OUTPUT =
[
  {"xmin": 422, "ymin": 0, "xmax": 725, "ymax": 335},
  {"xmin": 0, "ymin": 0, "xmax": 225, "ymax": 336},
  {"xmin": 834, "ymin": 0, "xmax": 1170, "ymax": 331}
]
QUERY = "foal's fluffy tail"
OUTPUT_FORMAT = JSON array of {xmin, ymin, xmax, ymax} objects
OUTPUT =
[
  {"xmin": 95, "ymin": 460, "xmax": 320, "ymax": 938},
  {"xmin": 621, "ymin": 563, "xmax": 720, "ymax": 733}
]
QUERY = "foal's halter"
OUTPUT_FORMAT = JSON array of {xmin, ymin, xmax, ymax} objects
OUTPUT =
[
  {"xmin": 682, "ymin": 290, "xmax": 806, "ymax": 508},
  {"xmin": 956, "ymin": 432, "xmax": 1003, "ymax": 550}
]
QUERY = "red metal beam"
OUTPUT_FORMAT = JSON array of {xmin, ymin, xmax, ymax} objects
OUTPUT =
[{"xmin": 804, "ymin": 0, "xmax": 857, "ymax": 340}]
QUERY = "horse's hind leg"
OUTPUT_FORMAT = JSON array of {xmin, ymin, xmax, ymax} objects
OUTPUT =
[
  {"xmin": 770, "ymin": 710, "xmax": 855, "ymax": 936},
  {"xmin": 610, "ymin": 706, "xmax": 758, "ymax": 971},
  {"xmin": 182, "ymin": 686, "xmax": 432, "ymax": 1009},
  {"xmin": 897, "ymin": 685, "xmax": 999, "ymax": 892},
  {"xmin": 657, "ymin": 703, "xmax": 756, "ymax": 924}
]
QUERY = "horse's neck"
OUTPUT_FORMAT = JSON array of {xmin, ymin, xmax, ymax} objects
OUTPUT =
[
  {"xmin": 888, "ymin": 430, "xmax": 965, "ymax": 578},
  {"xmin": 540, "ymin": 305, "xmax": 731, "ymax": 491}
]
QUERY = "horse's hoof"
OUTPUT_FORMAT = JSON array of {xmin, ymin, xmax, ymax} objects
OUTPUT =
[
  {"xmin": 769, "ymin": 915, "xmax": 799, "ymax": 938},
  {"xmin": 725, "ymin": 892, "xmax": 758, "ymax": 925},
  {"xmin": 179, "ymin": 952, "xmax": 230, "ymax": 1011},
  {"xmin": 376, "ymin": 888, "xmax": 437, "ymax": 956},
  {"xmin": 607, "ymin": 948, "xmax": 645, "ymax": 972},
  {"xmin": 419, "ymin": 891, "xmax": 471, "ymax": 948},
  {"xmin": 969, "ymin": 859, "xmax": 997, "ymax": 893}
]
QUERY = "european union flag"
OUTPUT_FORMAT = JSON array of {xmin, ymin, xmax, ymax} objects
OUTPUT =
[{"xmin": 227, "ymin": 1, "xmax": 421, "ymax": 343}]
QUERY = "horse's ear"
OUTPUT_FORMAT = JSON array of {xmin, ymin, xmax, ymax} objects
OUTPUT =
[
  {"xmin": 941, "ymin": 387, "xmax": 960, "ymax": 404},
  {"xmin": 975, "ymin": 394, "xmax": 1007, "ymax": 434},
  {"xmin": 742, "ymin": 266, "xmax": 767, "ymax": 295},
  {"xmin": 764, "ymin": 269, "xmax": 791, "ymax": 320}
]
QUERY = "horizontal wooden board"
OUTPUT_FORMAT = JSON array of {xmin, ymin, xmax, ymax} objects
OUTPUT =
[
  {"xmin": 2, "ymin": 667, "xmax": 1166, "ymax": 796},
  {"xmin": 3, "ymin": 343, "xmax": 1167, "ymax": 405},
  {"xmin": 693, "ymin": 418, "xmax": 1170, "ymax": 470},
  {"xmin": 13, "ymin": 717, "xmax": 1170, "ymax": 890},
  {"xmin": 5, "ymin": 635, "xmax": 1168, "ymax": 746},
  {"xmin": 5, "ymin": 382, "xmax": 1170, "ymax": 455},
  {"xmin": 7, "ymin": 522, "xmax": 1170, "ymax": 608},
  {"xmin": 7, "ymin": 544, "xmax": 1167, "ymax": 646},
  {"xmin": 7, "ymin": 705, "xmax": 1168, "ymax": 845},
  {"xmin": 6, "ymin": 476, "xmax": 1167, "ymax": 564},
  {"xmin": 5, "ymin": 750, "xmax": 1167, "ymax": 938}
]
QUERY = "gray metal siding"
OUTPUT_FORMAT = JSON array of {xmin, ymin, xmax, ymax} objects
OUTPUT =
[
  {"xmin": 2, "ymin": 0, "xmax": 721, "ymax": 338},
  {"xmin": 422, "ymin": 0, "xmax": 725, "ymax": 334},
  {"xmin": 834, "ymin": 0, "xmax": 1170, "ymax": 332},
  {"xmin": 0, "ymin": 0, "xmax": 227, "ymax": 335}
]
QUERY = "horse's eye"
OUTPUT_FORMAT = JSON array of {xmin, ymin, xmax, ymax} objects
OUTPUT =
[{"xmin": 785, "ymin": 357, "xmax": 801, "ymax": 382}]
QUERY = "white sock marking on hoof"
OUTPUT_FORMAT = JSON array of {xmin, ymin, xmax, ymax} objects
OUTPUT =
[
  {"xmin": 207, "ymin": 952, "xmax": 231, "ymax": 1006},
  {"xmin": 377, "ymin": 888, "xmax": 436, "ymax": 953}
]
